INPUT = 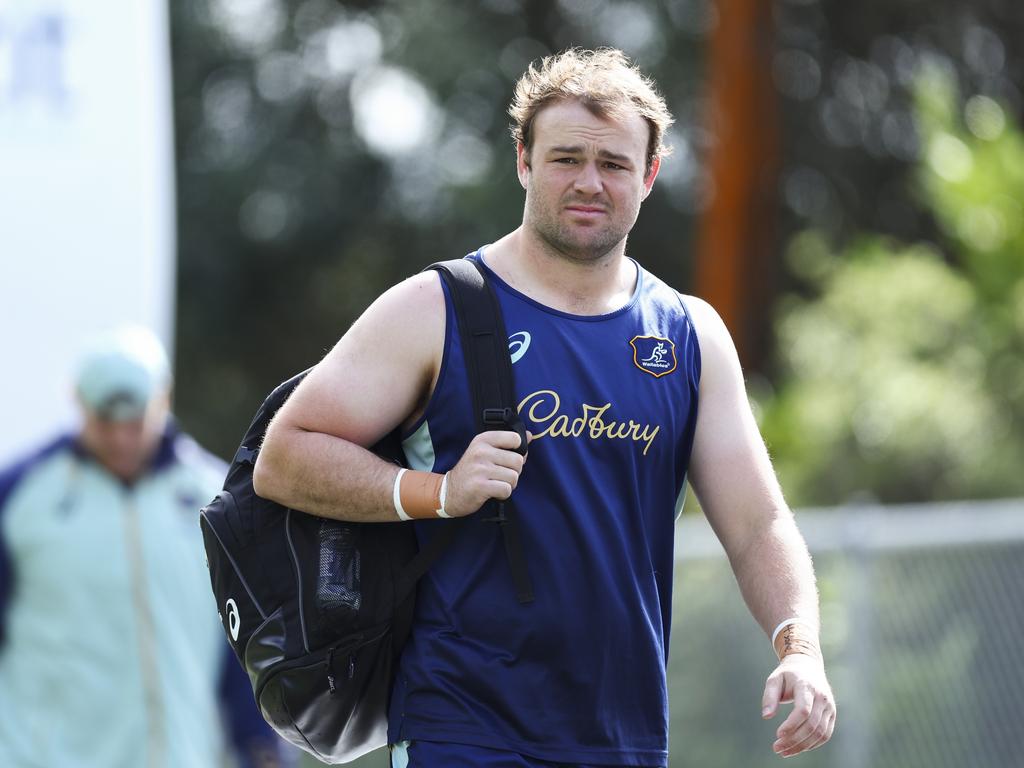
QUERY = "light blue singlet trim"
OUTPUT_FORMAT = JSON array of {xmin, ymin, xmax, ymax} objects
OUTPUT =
[
  {"xmin": 401, "ymin": 421, "xmax": 435, "ymax": 472},
  {"xmin": 391, "ymin": 741, "xmax": 410, "ymax": 768}
]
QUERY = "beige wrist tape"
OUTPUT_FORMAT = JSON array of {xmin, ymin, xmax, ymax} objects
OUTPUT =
[
  {"xmin": 772, "ymin": 620, "xmax": 821, "ymax": 661},
  {"xmin": 392, "ymin": 469, "xmax": 449, "ymax": 520}
]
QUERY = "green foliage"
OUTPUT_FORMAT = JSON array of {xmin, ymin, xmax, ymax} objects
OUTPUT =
[
  {"xmin": 915, "ymin": 64, "xmax": 1024, "ymax": 307},
  {"xmin": 763, "ymin": 72, "xmax": 1024, "ymax": 505}
]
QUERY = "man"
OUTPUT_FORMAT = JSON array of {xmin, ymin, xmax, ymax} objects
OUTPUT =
[
  {"xmin": 255, "ymin": 48, "xmax": 836, "ymax": 766},
  {"xmin": 0, "ymin": 326, "xmax": 284, "ymax": 767}
]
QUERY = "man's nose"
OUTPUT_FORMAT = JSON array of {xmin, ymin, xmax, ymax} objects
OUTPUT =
[{"xmin": 573, "ymin": 162, "xmax": 603, "ymax": 195}]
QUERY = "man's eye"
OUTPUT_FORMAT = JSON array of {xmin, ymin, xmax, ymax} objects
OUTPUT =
[
  {"xmin": 555, "ymin": 157, "xmax": 577, "ymax": 164},
  {"xmin": 604, "ymin": 162, "xmax": 624, "ymax": 170}
]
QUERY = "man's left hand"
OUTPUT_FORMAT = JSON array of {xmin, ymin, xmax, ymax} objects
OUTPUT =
[{"xmin": 761, "ymin": 653, "xmax": 836, "ymax": 758}]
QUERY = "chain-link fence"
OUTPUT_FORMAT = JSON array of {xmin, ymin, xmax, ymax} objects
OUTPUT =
[
  {"xmin": 306, "ymin": 498, "xmax": 1024, "ymax": 767},
  {"xmin": 668, "ymin": 498, "xmax": 1024, "ymax": 768}
]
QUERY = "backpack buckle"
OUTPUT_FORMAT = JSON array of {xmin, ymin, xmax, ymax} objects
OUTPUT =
[
  {"xmin": 233, "ymin": 445, "xmax": 259, "ymax": 465},
  {"xmin": 482, "ymin": 407, "xmax": 515, "ymax": 426}
]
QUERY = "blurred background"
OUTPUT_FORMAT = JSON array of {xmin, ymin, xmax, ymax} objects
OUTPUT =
[{"xmin": 3, "ymin": 0, "xmax": 1023, "ymax": 766}]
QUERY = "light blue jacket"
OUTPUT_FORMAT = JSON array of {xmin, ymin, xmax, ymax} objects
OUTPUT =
[{"xmin": 0, "ymin": 427, "xmax": 277, "ymax": 768}]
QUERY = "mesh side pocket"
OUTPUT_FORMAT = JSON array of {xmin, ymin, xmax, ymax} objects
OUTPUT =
[{"xmin": 317, "ymin": 522, "xmax": 362, "ymax": 615}]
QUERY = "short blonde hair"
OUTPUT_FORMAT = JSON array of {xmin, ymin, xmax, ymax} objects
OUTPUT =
[{"xmin": 508, "ymin": 48, "xmax": 674, "ymax": 174}]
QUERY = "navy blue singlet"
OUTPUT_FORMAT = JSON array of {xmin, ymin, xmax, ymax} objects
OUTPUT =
[{"xmin": 387, "ymin": 250, "xmax": 701, "ymax": 767}]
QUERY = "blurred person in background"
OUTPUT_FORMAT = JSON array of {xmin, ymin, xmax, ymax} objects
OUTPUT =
[
  {"xmin": 255, "ymin": 48, "xmax": 835, "ymax": 766},
  {"xmin": 0, "ymin": 326, "xmax": 284, "ymax": 768}
]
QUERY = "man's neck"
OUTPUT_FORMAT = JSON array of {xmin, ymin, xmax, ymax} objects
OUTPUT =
[{"xmin": 483, "ymin": 227, "xmax": 637, "ymax": 316}]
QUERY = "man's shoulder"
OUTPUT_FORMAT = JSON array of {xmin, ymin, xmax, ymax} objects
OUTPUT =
[
  {"xmin": 146, "ymin": 431, "xmax": 227, "ymax": 511},
  {"xmin": 347, "ymin": 268, "xmax": 448, "ymax": 359},
  {"xmin": 670, "ymin": 292, "xmax": 725, "ymax": 338},
  {"xmin": 0, "ymin": 434, "xmax": 75, "ymax": 512},
  {"xmin": 631, "ymin": 265, "xmax": 710, "ymax": 340},
  {"xmin": 386, "ymin": 268, "xmax": 446, "ymax": 311},
  {"xmin": 349, "ymin": 269, "xmax": 447, "ymax": 342},
  {"xmin": 634, "ymin": 263, "xmax": 694, "ymax": 310}
]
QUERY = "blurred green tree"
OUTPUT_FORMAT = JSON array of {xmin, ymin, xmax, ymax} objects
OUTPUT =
[{"xmin": 762, "ymin": 67, "xmax": 1024, "ymax": 505}]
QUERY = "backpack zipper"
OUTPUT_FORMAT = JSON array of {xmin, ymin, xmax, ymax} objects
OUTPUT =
[{"xmin": 284, "ymin": 509, "xmax": 310, "ymax": 653}]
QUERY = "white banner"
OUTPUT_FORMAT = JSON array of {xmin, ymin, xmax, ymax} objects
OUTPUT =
[{"xmin": 0, "ymin": 0, "xmax": 175, "ymax": 463}]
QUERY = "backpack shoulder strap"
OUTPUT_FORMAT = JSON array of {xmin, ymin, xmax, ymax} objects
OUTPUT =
[
  {"xmin": 432, "ymin": 259, "xmax": 526, "ymax": 446},
  {"xmin": 396, "ymin": 257, "xmax": 535, "ymax": 604}
]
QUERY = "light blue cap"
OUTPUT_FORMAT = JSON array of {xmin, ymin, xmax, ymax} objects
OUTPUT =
[{"xmin": 75, "ymin": 326, "xmax": 172, "ymax": 421}]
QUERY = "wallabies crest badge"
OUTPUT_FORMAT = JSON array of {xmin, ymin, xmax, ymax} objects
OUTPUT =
[{"xmin": 630, "ymin": 335, "xmax": 677, "ymax": 378}]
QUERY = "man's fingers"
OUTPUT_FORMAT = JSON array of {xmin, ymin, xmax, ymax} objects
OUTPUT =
[
  {"xmin": 761, "ymin": 673, "xmax": 784, "ymax": 718},
  {"xmin": 488, "ymin": 445, "xmax": 527, "ymax": 472},
  {"xmin": 773, "ymin": 690, "xmax": 837, "ymax": 758},
  {"xmin": 445, "ymin": 430, "xmax": 531, "ymax": 515},
  {"xmin": 467, "ymin": 432, "xmax": 527, "ymax": 470},
  {"xmin": 486, "ymin": 466, "xmax": 521, "ymax": 492},
  {"xmin": 794, "ymin": 708, "xmax": 836, "ymax": 756},
  {"xmin": 776, "ymin": 694, "xmax": 827, "ymax": 756},
  {"xmin": 821, "ymin": 709, "xmax": 837, "ymax": 747},
  {"xmin": 763, "ymin": 657, "xmax": 836, "ymax": 757},
  {"xmin": 472, "ymin": 429, "xmax": 533, "ymax": 460},
  {"xmin": 774, "ymin": 681, "xmax": 813, "ymax": 747},
  {"xmin": 477, "ymin": 429, "xmax": 528, "ymax": 453},
  {"xmin": 485, "ymin": 479, "xmax": 515, "ymax": 500},
  {"xmin": 806, "ymin": 711, "xmax": 836, "ymax": 753},
  {"xmin": 814, "ymin": 698, "xmax": 837, "ymax": 751}
]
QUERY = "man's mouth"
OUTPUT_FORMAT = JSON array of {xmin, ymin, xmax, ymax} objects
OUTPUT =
[{"xmin": 565, "ymin": 205, "xmax": 607, "ymax": 217}]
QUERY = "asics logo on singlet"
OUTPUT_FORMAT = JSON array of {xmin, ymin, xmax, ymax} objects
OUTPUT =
[
  {"xmin": 225, "ymin": 598, "xmax": 241, "ymax": 642},
  {"xmin": 508, "ymin": 331, "xmax": 531, "ymax": 364}
]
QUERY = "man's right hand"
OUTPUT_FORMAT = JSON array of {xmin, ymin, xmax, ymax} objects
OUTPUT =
[{"xmin": 443, "ymin": 430, "xmax": 530, "ymax": 517}]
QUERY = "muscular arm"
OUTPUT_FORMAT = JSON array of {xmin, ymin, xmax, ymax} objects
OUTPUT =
[
  {"xmin": 253, "ymin": 271, "xmax": 444, "ymax": 522},
  {"xmin": 686, "ymin": 296, "xmax": 817, "ymax": 636},
  {"xmin": 254, "ymin": 271, "xmax": 527, "ymax": 523},
  {"xmin": 685, "ymin": 296, "xmax": 835, "ymax": 757}
]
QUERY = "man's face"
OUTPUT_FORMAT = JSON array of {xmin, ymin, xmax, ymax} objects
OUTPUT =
[
  {"xmin": 78, "ymin": 394, "xmax": 169, "ymax": 483},
  {"xmin": 517, "ymin": 99, "xmax": 660, "ymax": 263}
]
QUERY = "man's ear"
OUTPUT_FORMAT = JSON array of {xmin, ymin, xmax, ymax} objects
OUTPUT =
[
  {"xmin": 516, "ymin": 141, "xmax": 531, "ymax": 190},
  {"xmin": 642, "ymin": 155, "xmax": 661, "ymax": 199}
]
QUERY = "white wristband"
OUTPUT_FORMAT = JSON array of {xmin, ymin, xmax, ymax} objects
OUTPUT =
[
  {"xmin": 392, "ymin": 469, "xmax": 411, "ymax": 521},
  {"xmin": 771, "ymin": 617, "xmax": 808, "ymax": 648},
  {"xmin": 435, "ymin": 472, "xmax": 451, "ymax": 518}
]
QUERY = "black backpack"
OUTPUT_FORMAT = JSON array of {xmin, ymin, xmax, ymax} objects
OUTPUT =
[{"xmin": 199, "ymin": 259, "xmax": 532, "ymax": 764}]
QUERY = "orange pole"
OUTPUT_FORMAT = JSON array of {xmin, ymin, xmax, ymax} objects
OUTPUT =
[{"xmin": 695, "ymin": 0, "xmax": 779, "ymax": 366}]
